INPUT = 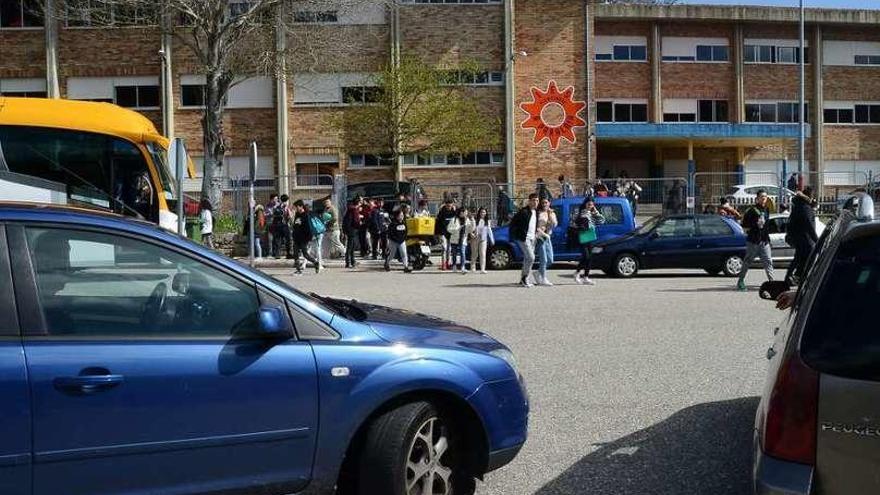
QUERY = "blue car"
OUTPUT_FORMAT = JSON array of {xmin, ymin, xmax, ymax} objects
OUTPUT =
[
  {"xmin": 0, "ymin": 203, "xmax": 528, "ymax": 495},
  {"xmin": 488, "ymin": 196, "xmax": 637, "ymax": 270},
  {"xmin": 590, "ymin": 214, "xmax": 747, "ymax": 278}
]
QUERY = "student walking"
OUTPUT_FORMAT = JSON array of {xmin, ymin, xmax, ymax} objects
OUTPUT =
[
  {"xmin": 323, "ymin": 197, "xmax": 345, "ymax": 258},
  {"xmin": 509, "ymin": 193, "xmax": 540, "ymax": 287},
  {"xmin": 358, "ymin": 199, "xmax": 373, "ymax": 258},
  {"xmin": 369, "ymin": 198, "xmax": 390, "ymax": 260},
  {"xmin": 290, "ymin": 200, "xmax": 321, "ymax": 275},
  {"xmin": 435, "ymin": 199, "xmax": 457, "ymax": 270},
  {"xmin": 785, "ymin": 187, "xmax": 818, "ymax": 285},
  {"xmin": 199, "ymin": 199, "xmax": 214, "ymax": 249},
  {"xmin": 385, "ymin": 209, "xmax": 412, "ymax": 273},
  {"xmin": 447, "ymin": 207, "xmax": 474, "ymax": 273},
  {"xmin": 572, "ymin": 197, "xmax": 605, "ymax": 285},
  {"xmin": 271, "ymin": 195, "xmax": 292, "ymax": 258},
  {"xmin": 242, "ymin": 202, "xmax": 265, "ymax": 258},
  {"xmin": 471, "ymin": 207, "xmax": 494, "ymax": 274},
  {"xmin": 535, "ymin": 197, "xmax": 558, "ymax": 286},
  {"xmin": 737, "ymin": 189, "xmax": 775, "ymax": 291},
  {"xmin": 308, "ymin": 206, "xmax": 329, "ymax": 271},
  {"xmin": 342, "ymin": 198, "xmax": 362, "ymax": 269}
]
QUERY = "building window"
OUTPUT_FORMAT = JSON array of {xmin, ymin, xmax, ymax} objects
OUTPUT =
[
  {"xmin": 114, "ymin": 85, "xmax": 160, "ymax": 109},
  {"xmin": 402, "ymin": 151, "xmax": 502, "ymax": 167},
  {"xmin": 292, "ymin": 10, "xmax": 338, "ymax": 23},
  {"xmin": 349, "ymin": 154, "xmax": 394, "ymax": 168},
  {"xmin": 663, "ymin": 112, "xmax": 696, "ymax": 123},
  {"xmin": 824, "ymin": 108, "xmax": 855, "ymax": 124},
  {"xmin": 855, "ymin": 104, "xmax": 880, "ymax": 124},
  {"xmin": 342, "ymin": 86, "xmax": 382, "ymax": 104},
  {"xmin": 698, "ymin": 100, "xmax": 728, "ymax": 123},
  {"xmin": 695, "ymin": 45, "xmax": 729, "ymax": 62},
  {"xmin": 854, "ymin": 55, "xmax": 880, "ymax": 66},
  {"xmin": 0, "ymin": 0, "xmax": 41, "ymax": 27},
  {"xmin": 181, "ymin": 84, "xmax": 206, "ymax": 107},
  {"xmin": 295, "ymin": 163, "xmax": 337, "ymax": 187},
  {"xmin": 399, "ymin": 0, "xmax": 502, "ymax": 3},
  {"xmin": 745, "ymin": 44, "xmax": 809, "ymax": 65},
  {"xmin": 598, "ymin": 102, "xmax": 648, "ymax": 123},
  {"xmin": 0, "ymin": 77, "xmax": 47, "ymax": 97},
  {"xmin": 746, "ymin": 102, "xmax": 808, "ymax": 123},
  {"xmin": 65, "ymin": 0, "xmax": 157, "ymax": 27},
  {"xmin": 600, "ymin": 45, "xmax": 647, "ymax": 62},
  {"xmin": 441, "ymin": 70, "xmax": 504, "ymax": 86}
]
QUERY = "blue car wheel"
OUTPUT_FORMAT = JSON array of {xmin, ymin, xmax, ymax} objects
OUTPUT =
[
  {"xmin": 612, "ymin": 253, "xmax": 639, "ymax": 278},
  {"xmin": 488, "ymin": 245, "xmax": 513, "ymax": 270}
]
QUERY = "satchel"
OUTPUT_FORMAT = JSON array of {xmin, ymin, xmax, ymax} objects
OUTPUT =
[{"xmin": 578, "ymin": 227, "xmax": 597, "ymax": 245}]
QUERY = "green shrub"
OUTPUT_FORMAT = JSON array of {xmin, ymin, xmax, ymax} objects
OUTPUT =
[{"xmin": 214, "ymin": 213, "xmax": 242, "ymax": 235}]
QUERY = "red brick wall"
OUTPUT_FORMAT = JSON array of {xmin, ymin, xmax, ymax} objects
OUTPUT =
[
  {"xmin": 659, "ymin": 22, "xmax": 735, "ymax": 100},
  {"xmin": 400, "ymin": 5, "xmax": 504, "ymax": 69},
  {"xmin": 824, "ymin": 127, "xmax": 880, "ymax": 161},
  {"xmin": 0, "ymin": 30, "xmax": 44, "ymax": 78},
  {"xmin": 288, "ymin": 25, "xmax": 389, "ymax": 73},
  {"xmin": 823, "ymin": 67, "xmax": 880, "ymax": 101},
  {"xmin": 58, "ymin": 27, "xmax": 161, "ymax": 78},
  {"xmin": 744, "ymin": 65, "xmax": 814, "ymax": 101},
  {"xmin": 514, "ymin": 0, "xmax": 589, "ymax": 185},
  {"xmin": 594, "ymin": 21, "xmax": 652, "ymax": 99}
]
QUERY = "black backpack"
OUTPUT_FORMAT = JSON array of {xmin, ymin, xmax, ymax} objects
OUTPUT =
[{"xmin": 271, "ymin": 205, "xmax": 285, "ymax": 226}]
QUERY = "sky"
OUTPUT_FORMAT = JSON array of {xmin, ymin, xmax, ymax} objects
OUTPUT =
[{"xmin": 682, "ymin": 0, "xmax": 879, "ymax": 8}]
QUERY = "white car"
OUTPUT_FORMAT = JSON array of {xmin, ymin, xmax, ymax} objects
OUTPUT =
[
  {"xmin": 725, "ymin": 184, "xmax": 796, "ymax": 201},
  {"xmin": 765, "ymin": 213, "xmax": 826, "ymax": 263}
]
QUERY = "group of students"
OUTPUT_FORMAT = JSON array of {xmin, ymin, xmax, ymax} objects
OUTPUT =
[
  {"xmin": 433, "ymin": 200, "xmax": 496, "ymax": 273},
  {"xmin": 341, "ymin": 196, "xmax": 415, "ymax": 272},
  {"xmin": 508, "ymin": 194, "xmax": 606, "ymax": 287}
]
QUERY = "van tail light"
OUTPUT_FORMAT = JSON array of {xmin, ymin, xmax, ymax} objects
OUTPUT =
[{"xmin": 763, "ymin": 350, "xmax": 820, "ymax": 465}]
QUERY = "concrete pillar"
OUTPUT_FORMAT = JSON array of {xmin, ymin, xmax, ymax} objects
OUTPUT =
[
  {"xmin": 504, "ymin": 0, "xmax": 516, "ymax": 185},
  {"xmin": 44, "ymin": 0, "xmax": 60, "ymax": 98},
  {"xmin": 734, "ymin": 24, "xmax": 745, "ymax": 123},
  {"xmin": 160, "ymin": 28, "xmax": 174, "ymax": 139},
  {"xmin": 584, "ymin": 0, "xmax": 595, "ymax": 181},
  {"xmin": 687, "ymin": 140, "xmax": 695, "ymax": 214},
  {"xmin": 275, "ymin": 5, "xmax": 290, "ymax": 195},
  {"xmin": 781, "ymin": 154, "xmax": 788, "ymax": 205},
  {"xmin": 736, "ymin": 146, "xmax": 746, "ymax": 184},
  {"xmin": 391, "ymin": 3, "xmax": 403, "ymax": 183},
  {"xmin": 651, "ymin": 23, "xmax": 662, "ymax": 123},
  {"xmin": 812, "ymin": 25, "xmax": 825, "ymax": 192},
  {"xmin": 653, "ymin": 146, "xmax": 664, "ymax": 178}
]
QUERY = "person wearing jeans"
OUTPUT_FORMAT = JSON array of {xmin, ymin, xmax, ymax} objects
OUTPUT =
[
  {"xmin": 509, "ymin": 193, "xmax": 539, "ymax": 287},
  {"xmin": 385, "ymin": 209, "xmax": 412, "ymax": 273},
  {"xmin": 434, "ymin": 200, "xmax": 457, "ymax": 270},
  {"xmin": 572, "ymin": 197, "xmax": 605, "ymax": 285},
  {"xmin": 323, "ymin": 198, "xmax": 346, "ymax": 258},
  {"xmin": 738, "ymin": 190, "xmax": 775, "ymax": 291},
  {"xmin": 342, "ymin": 198, "xmax": 362, "ymax": 269},
  {"xmin": 290, "ymin": 200, "xmax": 321, "ymax": 275},
  {"xmin": 471, "ymin": 207, "xmax": 494, "ymax": 274},
  {"xmin": 535, "ymin": 198, "xmax": 558, "ymax": 286}
]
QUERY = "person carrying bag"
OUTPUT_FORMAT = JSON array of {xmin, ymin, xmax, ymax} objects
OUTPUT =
[{"xmin": 571, "ymin": 197, "xmax": 604, "ymax": 286}]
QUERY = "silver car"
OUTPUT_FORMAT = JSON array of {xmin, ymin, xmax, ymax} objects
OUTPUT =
[
  {"xmin": 766, "ymin": 213, "xmax": 826, "ymax": 263},
  {"xmin": 753, "ymin": 207, "xmax": 880, "ymax": 494}
]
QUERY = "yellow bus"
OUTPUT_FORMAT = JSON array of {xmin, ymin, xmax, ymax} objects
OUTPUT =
[{"xmin": 0, "ymin": 97, "xmax": 194, "ymax": 231}]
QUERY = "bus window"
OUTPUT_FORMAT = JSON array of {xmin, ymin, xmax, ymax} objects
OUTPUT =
[
  {"xmin": 146, "ymin": 141, "xmax": 177, "ymax": 202},
  {"xmin": 0, "ymin": 125, "xmax": 157, "ymax": 222}
]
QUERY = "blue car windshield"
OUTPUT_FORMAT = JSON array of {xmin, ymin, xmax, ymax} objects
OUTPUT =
[{"xmin": 636, "ymin": 216, "xmax": 661, "ymax": 234}]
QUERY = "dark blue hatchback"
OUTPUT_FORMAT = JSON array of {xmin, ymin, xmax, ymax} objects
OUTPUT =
[
  {"xmin": 0, "ymin": 203, "xmax": 527, "ymax": 495},
  {"xmin": 591, "ymin": 214, "xmax": 747, "ymax": 278}
]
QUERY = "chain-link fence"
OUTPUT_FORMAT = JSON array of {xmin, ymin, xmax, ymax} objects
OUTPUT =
[{"xmin": 223, "ymin": 174, "xmax": 338, "ymax": 220}]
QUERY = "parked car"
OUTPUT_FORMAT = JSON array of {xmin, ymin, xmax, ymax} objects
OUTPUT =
[
  {"xmin": 0, "ymin": 202, "xmax": 527, "ymax": 495},
  {"xmin": 766, "ymin": 213, "xmax": 826, "ymax": 264},
  {"xmin": 726, "ymin": 184, "xmax": 796, "ymax": 201},
  {"xmin": 590, "ymin": 214, "xmax": 747, "ymax": 277},
  {"xmin": 753, "ymin": 209, "xmax": 880, "ymax": 495},
  {"xmin": 346, "ymin": 181, "xmax": 425, "ymax": 208},
  {"xmin": 487, "ymin": 196, "xmax": 636, "ymax": 270}
]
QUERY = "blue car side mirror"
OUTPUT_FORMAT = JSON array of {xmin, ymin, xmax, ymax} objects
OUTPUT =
[{"xmin": 257, "ymin": 305, "xmax": 293, "ymax": 338}]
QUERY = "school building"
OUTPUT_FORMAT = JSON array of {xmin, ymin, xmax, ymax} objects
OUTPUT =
[{"xmin": 2, "ymin": 0, "xmax": 879, "ymax": 195}]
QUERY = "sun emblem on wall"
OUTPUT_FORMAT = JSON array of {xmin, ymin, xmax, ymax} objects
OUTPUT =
[{"xmin": 520, "ymin": 80, "xmax": 587, "ymax": 151}]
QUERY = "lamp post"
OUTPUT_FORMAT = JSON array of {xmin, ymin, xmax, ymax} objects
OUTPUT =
[{"xmin": 798, "ymin": 0, "xmax": 805, "ymax": 187}]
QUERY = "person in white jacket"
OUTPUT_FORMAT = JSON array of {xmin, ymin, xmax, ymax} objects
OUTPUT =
[
  {"xmin": 471, "ymin": 207, "xmax": 495, "ymax": 274},
  {"xmin": 447, "ymin": 208, "xmax": 475, "ymax": 273}
]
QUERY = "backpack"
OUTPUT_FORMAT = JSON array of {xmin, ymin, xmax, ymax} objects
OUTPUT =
[
  {"xmin": 271, "ymin": 205, "xmax": 285, "ymax": 226},
  {"xmin": 309, "ymin": 214, "xmax": 326, "ymax": 235}
]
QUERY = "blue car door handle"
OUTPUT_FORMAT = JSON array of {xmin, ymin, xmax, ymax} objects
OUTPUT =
[{"xmin": 53, "ymin": 374, "xmax": 125, "ymax": 394}]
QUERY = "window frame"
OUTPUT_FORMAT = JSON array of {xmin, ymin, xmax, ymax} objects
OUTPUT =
[
  {"xmin": 15, "ymin": 223, "xmax": 295, "ymax": 341},
  {"xmin": 0, "ymin": 0, "xmax": 43, "ymax": 29}
]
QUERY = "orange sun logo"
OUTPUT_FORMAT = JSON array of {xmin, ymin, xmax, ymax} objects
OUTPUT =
[{"xmin": 520, "ymin": 80, "xmax": 587, "ymax": 151}]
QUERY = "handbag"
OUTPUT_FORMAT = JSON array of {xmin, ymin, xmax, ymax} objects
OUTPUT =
[{"xmin": 578, "ymin": 227, "xmax": 597, "ymax": 245}]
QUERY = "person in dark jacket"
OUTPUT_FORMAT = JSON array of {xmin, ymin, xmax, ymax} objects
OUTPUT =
[
  {"xmin": 737, "ymin": 190, "xmax": 775, "ymax": 291},
  {"xmin": 385, "ymin": 209, "xmax": 411, "ymax": 273},
  {"xmin": 290, "ymin": 200, "xmax": 320, "ymax": 274},
  {"xmin": 342, "ymin": 197, "xmax": 363, "ymax": 269},
  {"xmin": 496, "ymin": 187, "xmax": 513, "ymax": 226},
  {"xmin": 434, "ymin": 199, "xmax": 457, "ymax": 270},
  {"xmin": 785, "ymin": 187, "xmax": 819, "ymax": 284},
  {"xmin": 369, "ymin": 198, "xmax": 390, "ymax": 260},
  {"xmin": 509, "ymin": 193, "xmax": 540, "ymax": 287}
]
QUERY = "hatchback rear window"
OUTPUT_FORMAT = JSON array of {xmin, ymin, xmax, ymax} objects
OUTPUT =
[{"xmin": 802, "ymin": 235, "xmax": 880, "ymax": 381}]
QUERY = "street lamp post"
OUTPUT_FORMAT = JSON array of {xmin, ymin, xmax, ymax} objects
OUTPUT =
[{"xmin": 798, "ymin": 0, "xmax": 805, "ymax": 187}]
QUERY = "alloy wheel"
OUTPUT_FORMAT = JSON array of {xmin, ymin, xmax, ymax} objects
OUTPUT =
[
  {"xmin": 406, "ymin": 417, "xmax": 453, "ymax": 495},
  {"xmin": 617, "ymin": 255, "xmax": 637, "ymax": 277},
  {"xmin": 725, "ymin": 256, "xmax": 743, "ymax": 276},
  {"xmin": 490, "ymin": 248, "xmax": 510, "ymax": 270}
]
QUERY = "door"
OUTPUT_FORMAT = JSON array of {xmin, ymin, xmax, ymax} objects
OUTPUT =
[
  {"xmin": 0, "ymin": 226, "xmax": 31, "ymax": 495},
  {"xmin": 642, "ymin": 217, "xmax": 700, "ymax": 269},
  {"xmin": 696, "ymin": 216, "xmax": 738, "ymax": 267},
  {"xmin": 11, "ymin": 225, "xmax": 319, "ymax": 495}
]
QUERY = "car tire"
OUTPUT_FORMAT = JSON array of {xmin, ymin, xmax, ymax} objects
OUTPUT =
[
  {"xmin": 488, "ymin": 245, "xmax": 513, "ymax": 270},
  {"xmin": 358, "ymin": 401, "xmax": 475, "ymax": 495},
  {"xmin": 612, "ymin": 253, "xmax": 639, "ymax": 278},
  {"xmin": 722, "ymin": 255, "xmax": 744, "ymax": 277}
]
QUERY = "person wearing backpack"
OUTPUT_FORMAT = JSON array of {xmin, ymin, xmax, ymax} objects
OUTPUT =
[
  {"xmin": 290, "ymin": 200, "xmax": 320, "ymax": 274},
  {"xmin": 342, "ymin": 197, "xmax": 363, "ymax": 269},
  {"xmin": 271, "ymin": 194, "xmax": 291, "ymax": 259},
  {"xmin": 308, "ymin": 205, "xmax": 328, "ymax": 271}
]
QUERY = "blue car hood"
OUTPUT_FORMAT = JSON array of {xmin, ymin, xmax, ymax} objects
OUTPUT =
[
  {"xmin": 336, "ymin": 299, "xmax": 506, "ymax": 353},
  {"xmin": 596, "ymin": 229, "xmax": 643, "ymax": 247}
]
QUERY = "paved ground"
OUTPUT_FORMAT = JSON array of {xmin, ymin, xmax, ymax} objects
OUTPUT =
[{"xmin": 265, "ymin": 261, "xmax": 783, "ymax": 495}]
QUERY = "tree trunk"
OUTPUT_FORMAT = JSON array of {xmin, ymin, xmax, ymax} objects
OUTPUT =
[{"xmin": 200, "ymin": 71, "xmax": 227, "ymax": 211}]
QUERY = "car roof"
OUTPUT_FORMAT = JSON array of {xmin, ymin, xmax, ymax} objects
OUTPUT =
[{"xmin": 0, "ymin": 201, "xmax": 167, "ymax": 235}]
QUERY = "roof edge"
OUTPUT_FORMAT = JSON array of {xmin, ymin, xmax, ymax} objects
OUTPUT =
[{"xmin": 594, "ymin": 3, "xmax": 880, "ymax": 25}]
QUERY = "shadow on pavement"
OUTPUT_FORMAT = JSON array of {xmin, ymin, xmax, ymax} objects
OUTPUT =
[{"xmin": 535, "ymin": 397, "xmax": 759, "ymax": 495}]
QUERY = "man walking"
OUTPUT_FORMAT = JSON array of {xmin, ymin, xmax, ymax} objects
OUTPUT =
[
  {"xmin": 434, "ymin": 199, "xmax": 457, "ymax": 270},
  {"xmin": 271, "ymin": 194, "xmax": 292, "ymax": 258},
  {"xmin": 342, "ymin": 197, "xmax": 363, "ymax": 269},
  {"xmin": 369, "ymin": 198, "xmax": 390, "ymax": 260},
  {"xmin": 323, "ymin": 197, "xmax": 345, "ymax": 258},
  {"xmin": 290, "ymin": 200, "xmax": 321, "ymax": 275},
  {"xmin": 785, "ymin": 187, "xmax": 818, "ymax": 285},
  {"xmin": 737, "ymin": 189, "xmax": 774, "ymax": 291},
  {"xmin": 509, "ymin": 193, "xmax": 539, "ymax": 287}
]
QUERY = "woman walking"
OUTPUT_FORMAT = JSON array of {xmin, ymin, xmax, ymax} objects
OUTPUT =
[
  {"xmin": 199, "ymin": 199, "xmax": 214, "ymax": 249},
  {"xmin": 385, "ymin": 209, "xmax": 412, "ymax": 273},
  {"xmin": 571, "ymin": 197, "xmax": 605, "ymax": 285},
  {"xmin": 471, "ymin": 207, "xmax": 494, "ymax": 274},
  {"xmin": 535, "ymin": 198, "xmax": 558, "ymax": 286},
  {"xmin": 447, "ymin": 207, "xmax": 474, "ymax": 273}
]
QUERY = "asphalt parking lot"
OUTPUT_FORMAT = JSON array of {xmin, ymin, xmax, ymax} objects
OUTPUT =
[{"xmin": 265, "ymin": 262, "xmax": 782, "ymax": 495}]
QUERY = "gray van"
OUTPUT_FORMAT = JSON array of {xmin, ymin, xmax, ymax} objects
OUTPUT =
[{"xmin": 753, "ymin": 200, "xmax": 880, "ymax": 494}]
